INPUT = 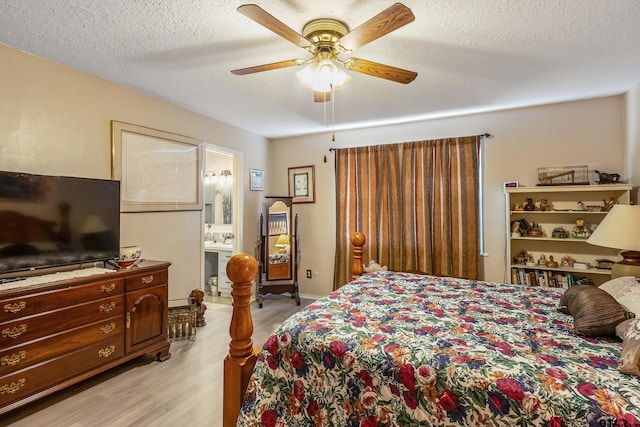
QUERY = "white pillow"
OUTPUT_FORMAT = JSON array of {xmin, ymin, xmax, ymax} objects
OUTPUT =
[
  {"xmin": 599, "ymin": 276, "xmax": 640, "ymax": 299},
  {"xmin": 618, "ymin": 293, "xmax": 640, "ymax": 318}
]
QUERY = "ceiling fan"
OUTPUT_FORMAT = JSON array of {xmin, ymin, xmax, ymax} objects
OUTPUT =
[{"xmin": 231, "ymin": 3, "xmax": 418, "ymax": 102}]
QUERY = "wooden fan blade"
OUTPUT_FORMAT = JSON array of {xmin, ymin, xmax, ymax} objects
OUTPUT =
[
  {"xmin": 231, "ymin": 59, "xmax": 306, "ymax": 75},
  {"xmin": 238, "ymin": 4, "xmax": 312, "ymax": 48},
  {"xmin": 339, "ymin": 3, "xmax": 415, "ymax": 51},
  {"xmin": 314, "ymin": 91, "xmax": 331, "ymax": 103},
  {"xmin": 343, "ymin": 58, "xmax": 417, "ymax": 84}
]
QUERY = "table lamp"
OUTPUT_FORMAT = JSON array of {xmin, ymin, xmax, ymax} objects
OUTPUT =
[
  {"xmin": 275, "ymin": 234, "xmax": 290, "ymax": 254},
  {"xmin": 587, "ymin": 204, "xmax": 640, "ymax": 278}
]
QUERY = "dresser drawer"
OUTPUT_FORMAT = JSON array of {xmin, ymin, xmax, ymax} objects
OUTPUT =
[
  {"xmin": 0, "ymin": 277, "xmax": 124, "ymax": 322},
  {"xmin": 125, "ymin": 268, "xmax": 168, "ymax": 292},
  {"xmin": 0, "ymin": 296, "xmax": 123, "ymax": 347},
  {"xmin": 0, "ymin": 316, "xmax": 123, "ymax": 376},
  {"xmin": 0, "ymin": 335, "xmax": 124, "ymax": 407}
]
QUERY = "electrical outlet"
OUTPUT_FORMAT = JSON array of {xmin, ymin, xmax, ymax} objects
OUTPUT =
[{"xmin": 306, "ymin": 269, "xmax": 312, "ymax": 279}]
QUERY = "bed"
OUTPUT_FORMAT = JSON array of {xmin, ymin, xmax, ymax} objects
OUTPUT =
[{"xmin": 223, "ymin": 233, "xmax": 640, "ymax": 426}]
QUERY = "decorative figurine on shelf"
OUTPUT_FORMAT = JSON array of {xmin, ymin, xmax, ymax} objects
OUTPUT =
[
  {"xmin": 188, "ymin": 289, "xmax": 207, "ymax": 327},
  {"xmin": 513, "ymin": 202, "xmax": 524, "ymax": 211},
  {"xmin": 527, "ymin": 222, "xmax": 543, "ymax": 237},
  {"xmin": 552, "ymin": 226, "xmax": 569, "ymax": 238},
  {"xmin": 524, "ymin": 198, "xmax": 536, "ymax": 211},
  {"xmin": 603, "ymin": 197, "xmax": 617, "ymax": 212},
  {"xmin": 539, "ymin": 199, "xmax": 551, "ymax": 211},
  {"xmin": 571, "ymin": 218, "xmax": 591, "ymax": 239},
  {"xmin": 546, "ymin": 255, "xmax": 559, "ymax": 268},
  {"xmin": 511, "ymin": 221, "xmax": 521, "ymax": 237},
  {"xmin": 576, "ymin": 201, "xmax": 585, "ymax": 211},
  {"xmin": 596, "ymin": 259, "xmax": 615, "ymax": 269},
  {"xmin": 537, "ymin": 254, "xmax": 547, "ymax": 265},
  {"xmin": 561, "ymin": 255, "xmax": 576, "ymax": 268},
  {"xmin": 515, "ymin": 250, "xmax": 533, "ymax": 265},
  {"xmin": 594, "ymin": 170, "xmax": 621, "ymax": 185}
]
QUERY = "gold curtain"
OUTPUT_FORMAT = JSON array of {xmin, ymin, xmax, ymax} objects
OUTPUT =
[{"xmin": 334, "ymin": 136, "xmax": 481, "ymax": 289}]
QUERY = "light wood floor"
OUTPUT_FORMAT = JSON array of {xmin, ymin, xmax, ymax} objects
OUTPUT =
[{"xmin": 2, "ymin": 295, "xmax": 312, "ymax": 427}]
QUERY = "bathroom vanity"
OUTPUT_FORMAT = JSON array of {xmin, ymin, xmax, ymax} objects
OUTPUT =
[{"xmin": 204, "ymin": 241, "xmax": 233, "ymax": 295}]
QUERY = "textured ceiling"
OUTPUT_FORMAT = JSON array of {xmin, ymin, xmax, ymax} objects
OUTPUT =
[{"xmin": 2, "ymin": 1, "xmax": 640, "ymax": 139}]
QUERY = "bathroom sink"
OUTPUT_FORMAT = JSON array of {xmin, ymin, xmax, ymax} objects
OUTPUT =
[{"xmin": 204, "ymin": 241, "xmax": 233, "ymax": 250}]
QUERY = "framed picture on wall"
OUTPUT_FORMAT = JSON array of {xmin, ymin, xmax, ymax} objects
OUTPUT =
[
  {"xmin": 288, "ymin": 165, "xmax": 315, "ymax": 203},
  {"xmin": 250, "ymin": 168, "xmax": 264, "ymax": 191},
  {"xmin": 111, "ymin": 121, "xmax": 203, "ymax": 212}
]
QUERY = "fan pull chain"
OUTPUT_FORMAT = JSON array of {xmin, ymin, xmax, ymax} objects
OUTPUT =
[
  {"xmin": 331, "ymin": 84, "xmax": 335, "ymax": 142},
  {"xmin": 323, "ymin": 91, "xmax": 327, "ymax": 126}
]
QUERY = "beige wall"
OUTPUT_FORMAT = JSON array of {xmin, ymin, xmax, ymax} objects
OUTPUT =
[
  {"xmin": 0, "ymin": 44, "xmax": 269, "ymax": 300},
  {"xmin": 271, "ymin": 96, "xmax": 628, "ymax": 298}
]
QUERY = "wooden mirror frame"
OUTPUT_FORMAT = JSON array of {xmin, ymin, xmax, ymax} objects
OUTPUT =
[{"xmin": 257, "ymin": 196, "xmax": 300, "ymax": 308}]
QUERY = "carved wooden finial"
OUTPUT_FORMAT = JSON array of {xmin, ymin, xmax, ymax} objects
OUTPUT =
[
  {"xmin": 224, "ymin": 253, "xmax": 259, "ymax": 427},
  {"xmin": 226, "ymin": 253, "xmax": 258, "ymax": 359},
  {"xmin": 351, "ymin": 232, "xmax": 366, "ymax": 280}
]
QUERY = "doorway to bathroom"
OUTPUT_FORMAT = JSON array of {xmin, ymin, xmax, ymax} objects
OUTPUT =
[{"xmin": 202, "ymin": 143, "xmax": 241, "ymax": 299}]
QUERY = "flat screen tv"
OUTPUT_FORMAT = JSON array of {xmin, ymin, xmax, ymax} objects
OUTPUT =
[{"xmin": 0, "ymin": 171, "xmax": 120, "ymax": 275}]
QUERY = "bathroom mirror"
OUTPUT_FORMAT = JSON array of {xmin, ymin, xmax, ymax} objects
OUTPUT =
[{"xmin": 203, "ymin": 150, "xmax": 233, "ymax": 225}]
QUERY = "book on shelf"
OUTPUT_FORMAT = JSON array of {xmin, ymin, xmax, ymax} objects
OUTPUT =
[{"xmin": 511, "ymin": 267, "xmax": 580, "ymax": 289}]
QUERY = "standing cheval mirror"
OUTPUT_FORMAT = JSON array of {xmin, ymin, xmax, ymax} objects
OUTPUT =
[{"xmin": 257, "ymin": 196, "xmax": 300, "ymax": 308}]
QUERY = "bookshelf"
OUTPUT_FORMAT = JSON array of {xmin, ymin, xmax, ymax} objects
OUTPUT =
[{"xmin": 505, "ymin": 184, "xmax": 633, "ymax": 287}]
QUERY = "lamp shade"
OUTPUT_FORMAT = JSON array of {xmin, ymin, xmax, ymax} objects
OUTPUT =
[
  {"xmin": 587, "ymin": 205, "xmax": 640, "ymax": 251},
  {"xmin": 275, "ymin": 234, "xmax": 290, "ymax": 254},
  {"xmin": 587, "ymin": 204, "xmax": 640, "ymax": 277},
  {"xmin": 275, "ymin": 234, "xmax": 290, "ymax": 247}
]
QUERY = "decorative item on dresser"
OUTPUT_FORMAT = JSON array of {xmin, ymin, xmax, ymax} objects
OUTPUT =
[
  {"xmin": 505, "ymin": 184, "xmax": 632, "ymax": 287},
  {"xmin": 0, "ymin": 260, "xmax": 171, "ymax": 415}
]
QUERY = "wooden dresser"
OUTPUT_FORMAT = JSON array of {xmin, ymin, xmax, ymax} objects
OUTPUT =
[{"xmin": 0, "ymin": 260, "xmax": 171, "ymax": 415}]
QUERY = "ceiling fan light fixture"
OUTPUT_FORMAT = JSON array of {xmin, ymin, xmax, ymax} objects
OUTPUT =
[{"xmin": 296, "ymin": 59, "xmax": 350, "ymax": 93}]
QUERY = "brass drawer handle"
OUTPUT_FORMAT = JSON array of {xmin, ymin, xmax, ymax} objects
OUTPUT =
[
  {"xmin": 1, "ymin": 351, "xmax": 26, "ymax": 366},
  {"xmin": 98, "ymin": 345, "xmax": 116, "ymax": 358},
  {"xmin": 101, "ymin": 283, "xmax": 116, "ymax": 293},
  {"xmin": 141, "ymin": 275, "xmax": 154, "ymax": 284},
  {"xmin": 99, "ymin": 302, "xmax": 116, "ymax": 313},
  {"xmin": 0, "ymin": 378, "xmax": 26, "ymax": 395},
  {"xmin": 3, "ymin": 301, "xmax": 26, "ymax": 313},
  {"xmin": 2, "ymin": 324, "xmax": 27, "ymax": 339},
  {"xmin": 100, "ymin": 322, "xmax": 116, "ymax": 335}
]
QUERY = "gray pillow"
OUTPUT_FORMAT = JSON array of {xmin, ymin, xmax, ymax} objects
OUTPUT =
[{"xmin": 559, "ymin": 285, "xmax": 635, "ymax": 337}]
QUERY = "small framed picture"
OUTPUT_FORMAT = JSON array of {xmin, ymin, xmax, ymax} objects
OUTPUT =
[
  {"xmin": 250, "ymin": 169, "xmax": 264, "ymax": 191},
  {"xmin": 288, "ymin": 165, "xmax": 315, "ymax": 203}
]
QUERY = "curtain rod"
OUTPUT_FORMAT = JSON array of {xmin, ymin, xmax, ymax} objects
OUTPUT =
[{"xmin": 329, "ymin": 133, "xmax": 493, "ymax": 152}]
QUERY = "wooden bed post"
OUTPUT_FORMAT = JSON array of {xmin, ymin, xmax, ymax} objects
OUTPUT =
[
  {"xmin": 223, "ymin": 253, "xmax": 259, "ymax": 427},
  {"xmin": 351, "ymin": 231, "xmax": 366, "ymax": 280}
]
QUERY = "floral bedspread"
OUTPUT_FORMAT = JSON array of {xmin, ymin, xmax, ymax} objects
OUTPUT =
[{"xmin": 238, "ymin": 272, "xmax": 640, "ymax": 426}]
